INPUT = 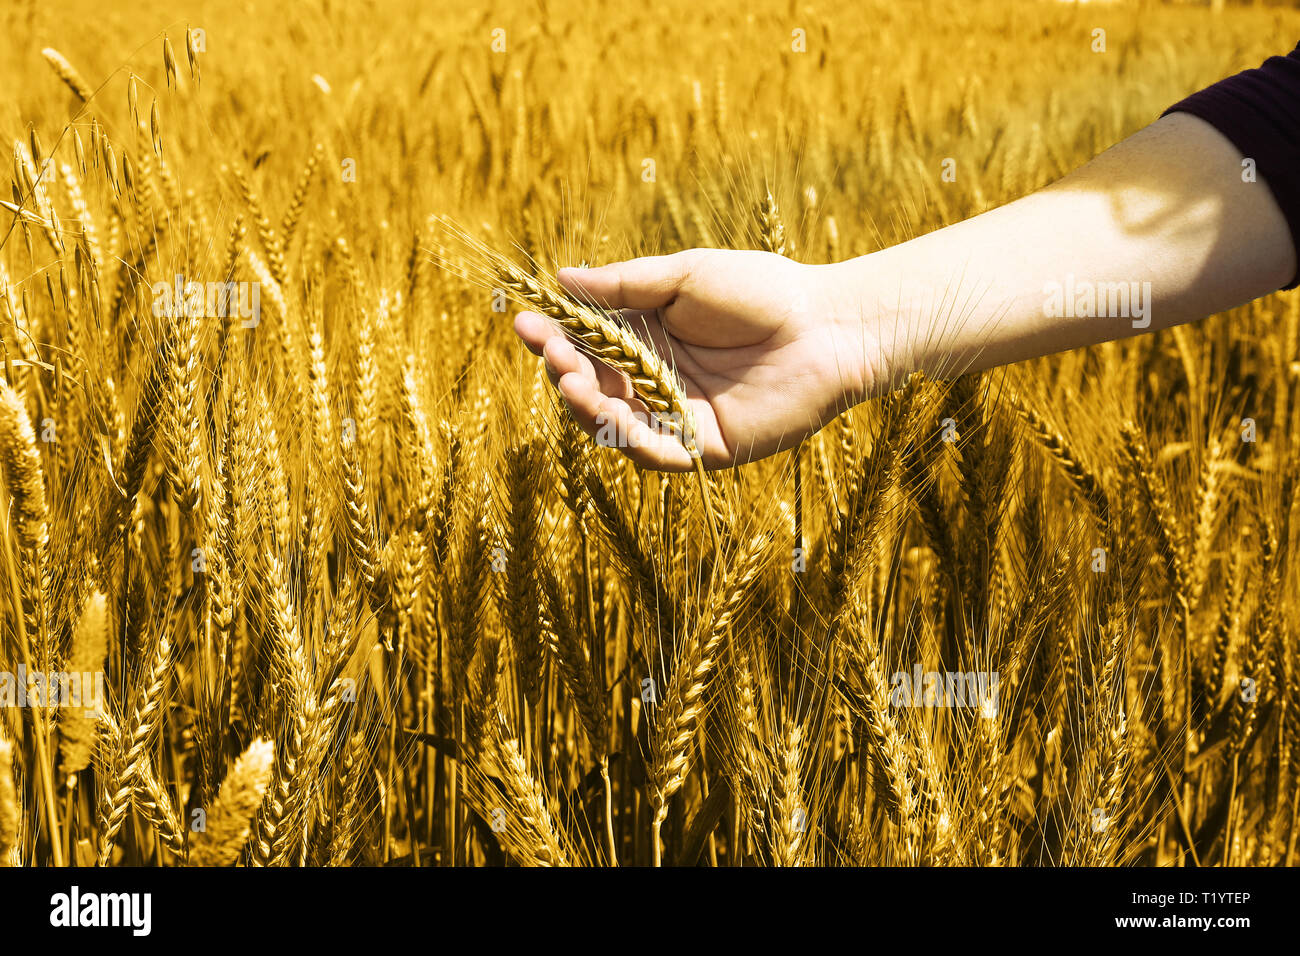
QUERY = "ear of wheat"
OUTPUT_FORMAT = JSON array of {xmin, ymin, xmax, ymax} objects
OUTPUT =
[
  {"xmin": 189, "ymin": 738, "xmax": 277, "ymax": 867},
  {"xmin": 494, "ymin": 261, "xmax": 699, "ymax": 453}
]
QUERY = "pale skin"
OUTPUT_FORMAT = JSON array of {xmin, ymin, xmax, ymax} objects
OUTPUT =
[{"xmin": 513, "ymin": 112, "xmax": 1297, "ymax": 471}]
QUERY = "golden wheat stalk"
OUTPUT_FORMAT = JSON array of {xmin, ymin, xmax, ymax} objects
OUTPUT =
[
  {"xmin": 41, "ymin": 47, "xmax": 95, "ymax": 105},
  {"xmin": 472, "ymin": 716, "xmax": 572, "ymax": 867},
  {"xmin": 58, "ymin": 590, "xmax": 108, "ymax": 776},
  {"xmin": 189, "ymin": 738, "xmax": 276, "ymax": 866},
  {"xmin": 0, "ymin": 733, "xmax": 19, "ymax": 866},
  {"xmin": 493, "ymin": 257, "xmax": 718, "ymax": 567},
  {"xmin": 495, "ymin": 261, "xmax": 699, "ymax": 447},
  {"xmin": 95, "ymin": 622, "xmax": 173, "ymax": 865},
  {"xmin": 0, "ymin": 377, "xmax": 52, "ymax": 667},
  {"xmin": 649, "ymin": 532, "xmax": 770, "ymax": 862},
  {"xmin": 1007, "ymin": 390, "xmax": 1110, "ymax": 524}
]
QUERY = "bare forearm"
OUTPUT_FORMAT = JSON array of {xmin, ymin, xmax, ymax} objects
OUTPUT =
[{"xmin": 827, "ymin": 112, "xmax": 1297, "ymax": 389}]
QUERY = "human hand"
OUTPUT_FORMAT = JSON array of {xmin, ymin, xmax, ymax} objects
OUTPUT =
[{"xmin": 512, "ymin": 249, "xmax": 878, "ymax": 471}]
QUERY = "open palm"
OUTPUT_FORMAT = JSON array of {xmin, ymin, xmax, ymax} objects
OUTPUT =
[{"xmin": 513, "ymin": 249, "xmax": 877, "ymax": 471}]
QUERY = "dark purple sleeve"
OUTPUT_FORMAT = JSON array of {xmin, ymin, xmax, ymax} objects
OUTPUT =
[{"xmin": 1162, "ymin": 43, "xmax": 1300, "ymax": 289}]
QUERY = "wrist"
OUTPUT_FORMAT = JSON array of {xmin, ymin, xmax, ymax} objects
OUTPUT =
[{"xmin": 816, "ymin": 257, "xmax": 892, "ymax": 405}]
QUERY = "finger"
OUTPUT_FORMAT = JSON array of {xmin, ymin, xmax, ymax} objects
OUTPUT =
[
  {"xmin": 554, "ymin": 370, "xmax": 607, "ymax": 439},
  {"xmin": 544, "ymin": 335, "xmax": 619, "ymax": 395},
  {"xmin": 543, "ymin": 332, "xmax": 637, "ymax": 401},
  {"xmin": 518, "ymin": 310, "xmax": 616, "ymax": 391},
  {"xmin": 601, "ymin": 397, "xmax": 696, "ymax": 471},
  {"xmin": 558, "ymin": 250, "xmax": 700, "ymax": 312},
  {"xmin": 517, "ymin": 312, "xmax": 629, "ymax": 399},
  {"xmin": 513, "ymin": 310, "xmax": 553, "ymax": 357},
  {"xmin": 554, "ymin": 372, "xmax": 693, "ymax": 471}
]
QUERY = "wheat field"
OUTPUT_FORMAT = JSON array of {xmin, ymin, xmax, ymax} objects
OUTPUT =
[{"xmin": 0, "ymin": 0, "xmax": 1296, "ymax": 868}]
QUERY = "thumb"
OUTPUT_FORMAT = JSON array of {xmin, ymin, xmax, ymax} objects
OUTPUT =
[{"xmin": 558, "ymin": 251, "xmax": 698, "ymax": 311}]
